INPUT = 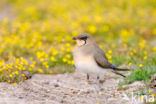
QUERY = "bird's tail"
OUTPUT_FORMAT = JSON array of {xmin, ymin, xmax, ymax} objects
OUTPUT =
[
  {"xmin": 114, "ymin": 68, "xmax": 130, "ymax": 71},
  {"xmin": 111, "ymin": 65, "xmax": 130, "ymax": 77},
  {"xmin": 111, "ymin": 64, "xmax": 130, "ymax": 71},
  {"xmin": 112, "ymin": 71, "xmax": 126, "ymax": 77}
]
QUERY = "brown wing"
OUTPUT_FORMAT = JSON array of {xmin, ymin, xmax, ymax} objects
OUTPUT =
[{"xmin": 93, "ymin": 45, "xmax": 112, "ymax": 69}]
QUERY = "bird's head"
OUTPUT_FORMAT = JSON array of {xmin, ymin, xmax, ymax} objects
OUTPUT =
[{"xmin": 73, "ymin": 33, "xmax": 95, "ymax": 46}]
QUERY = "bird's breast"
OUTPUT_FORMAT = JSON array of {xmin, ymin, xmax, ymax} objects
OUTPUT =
[
  {"xmin": 73, "ymin": 52, "xmax": 106, "ymax": 74},
  {"xmin": 74, "ymin": 50, "xmax": 94, "ymax": 64}
]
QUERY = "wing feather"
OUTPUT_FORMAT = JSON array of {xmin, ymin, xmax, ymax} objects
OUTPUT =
[{"xmin": 93, "ymin": 45, "xmax": 112, "ymax": 68}]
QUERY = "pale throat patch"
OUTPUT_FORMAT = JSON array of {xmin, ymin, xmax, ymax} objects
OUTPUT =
[{"xmin": 76, "ymin": 40, "xmax": 85, "ymax": 46}]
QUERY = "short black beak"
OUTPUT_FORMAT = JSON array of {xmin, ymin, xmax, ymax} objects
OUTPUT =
[{"xmin": 72, "ymin": 37, "xmax": 77, "ymax": 40}]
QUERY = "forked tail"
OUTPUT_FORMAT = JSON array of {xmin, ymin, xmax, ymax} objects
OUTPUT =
[
  {"xmin": 111, "ymin": 65, "xmax": 130, "ymax": 77},
  {"xmin": 112, "ymin": 71, "xmax": 126, "ymax": 77},
  {"xmin": 111, "ymin": 65, "xmax": 130, "ymax": 71},
  {"xmin": 114, "ymin": 68, "xmax": 130, "ymax": 71}
]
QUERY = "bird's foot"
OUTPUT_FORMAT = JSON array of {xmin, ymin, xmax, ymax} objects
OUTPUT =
[
  {"xmin": 99, "ymin": 79, "xmax": 105, "ymax": 84},
  {"xmin": 87, "ymin": 80, "xmax": 94, "ymax": 84}
]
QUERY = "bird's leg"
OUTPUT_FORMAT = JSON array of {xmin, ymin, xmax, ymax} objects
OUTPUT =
[
  {"xmin": 86, "ymin": 73, "xmax": 93, "ymax": 84},
  {"xmin": 87, "ymin": 73, "xmax": 89, "ymax": 80},
  {"xmin": 97, "ymin": 76, "xmax": 100, "ymax": 80},
  {"xmin": 96, "ymin": 75, "xmax": 100, "ymax": 85},
  {"xmin": 97, "ymin": 76, "xmax": 100, "ymax": 84},
  {"xmin": 97, "ymin": 75, "xmax": 105, "ymax": 84},
  {"xmin": 96, "ymin": 75, "xmax": 105, "ymax": 91}
]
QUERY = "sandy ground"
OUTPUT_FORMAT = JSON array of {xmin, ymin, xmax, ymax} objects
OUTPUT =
[{"xmin": 0, "ymin": 72, "xmax": 148, "ymax": 104}]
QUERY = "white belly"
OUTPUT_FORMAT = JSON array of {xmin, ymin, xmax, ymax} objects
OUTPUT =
[{"xmin": 74, "ymin": 55, "xmax": 108, "ymax": 75}]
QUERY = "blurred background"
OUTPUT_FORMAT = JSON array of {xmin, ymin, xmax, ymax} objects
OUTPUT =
[{"xmin": 0, "ymin": 0, "xmax": 156, "ymax": 83}]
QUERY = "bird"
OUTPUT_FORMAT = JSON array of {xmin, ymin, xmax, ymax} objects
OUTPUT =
[{"xmin": 72, "ymin": 33, "xmax": 130, "ymax": 83}]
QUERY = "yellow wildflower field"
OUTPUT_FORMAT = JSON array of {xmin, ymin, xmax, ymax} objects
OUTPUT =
[{"xmin": 0, "ymin": 0, "xmax": 156, "ymax": 83}]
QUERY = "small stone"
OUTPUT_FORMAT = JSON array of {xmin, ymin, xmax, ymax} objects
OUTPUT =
[
  {"xmin": 53, "ymin": 83, "xmax": 59, "ymax": 87},
  {"xmin": 21, "ymin": 71, "xmax": 32, "ymax": 79},
  {"xmin": 43, "ymin": 81, "xmax": 49, "ymax": 85},
  {"xmin": 149, "ymin": 74, "xmax": 156, "ymax": 88},
  {"xmin": 18, "ymin": 96, "xmax": 23, "ymax": 99}
]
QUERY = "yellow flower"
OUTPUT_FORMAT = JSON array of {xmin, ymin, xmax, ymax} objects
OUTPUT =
[
  {"xmin": 38, "ymin": 68, "xmax": 43, "ymax": 73},
  {"xmin": 130, "ymin": 52, "xmax": 134, "ymax": 56},
  {"xmin": 13, "ymin": 83, "xmax": 17, "ymax": 85},
  {"xmin": 29, "ymin": 68, "xmax": 32, "ymax": 72},
  {"xmin": 107, "ymin": 55, "xmax": 112, "ymax": 59},
  {"xmin": 144, "ymin": 56, "xmax": 147, "ymax": 60},
  {"xmin": 22, "ymin": 74, "xmax": 25, "ymax": 77},
  {"xmin": 128, "ymin": 62, "xmax": 132, "ymax": 66},
  {"xmin": 49, "ymin": 71, "xmax": 53, "ymax": 74},
  {"xmin": 40, "ymin": 58, "xmax": 44, "ymax": 62},
  {"xmin": 15, "ymin": 65, "xmax": 19, "ymax": 69},
  {"xmin": 153, "ymin": 47, "xmax": 156, "ymax": 51},
  {"xmin": 43, "ymin": 62, "xmax": 48, "ymax": 66},
  {"xmin": 61, "ymin": 47, "xmax": 65, "ymax": 51},
  {"xmin": 106, "ymin": 53, "xmax": 109, "ymax": 57},
  {"xmin": 144, "ymin": 51, "xmax": 147, "ymax": 55},
  {"xmin": 30, "ymin": 64, "xmax": 35, "ymax": 68},
  {"xmin": 72, "ymin": 31, "xmax": 78, "ymax": 36},
  {"xmin": 71, "ymin": 60, "xmax": 74, "ymax": 65},
  {"xmin": 45, "ymin": 54, "xmax": 48, "ymax": 58},
  {"xmin": 152, "ymin": 28, "xmax": 156, "ymax": 35},
  {"xmin": 8, "ymin": 80, "xmax": 11, "ymax": 83},
  {"xmin": 65, "ymin": 43, "xmax": 70, "ymax": 47},
  {"xmin": 139, "ymin": 64, "xmax": 143, "ymax": 68},
  {"xmin": 15, "ymin": 71, "xmax": 19, "ymax": 75},
  {"xmin": 33, "ymin": 61, "xmax": 36, "ymax": 65},
  {"xmin": 52, "ymin": 50, "xmax": 58, "ymax": 56},
  {"xmin": 65, "ymin": 54, "xmax": 71, "ymax": 58},
  {"xmin": 72, "ymin": 22, "xmax": 80, "ymax": 28},
  {"xmin": 152, "ymin": 93, "xmax": 156, "ymax": 97},
  {"xmin": 16, "ymin": 58, "xmax": 20, "ymax": 64},
  {"xmin": 9, "ymin": 52, "xmax": 13, "ymax": 56},
  {"xmin": 108, "ymin": 50, "xmax": 112, "ymax": 54},
  {"xmin": 9, "ymin": 74, "xmax": 13, "ymax": 78},
  {"xmin": 0, "ymin": 60, "xmax": 4, "ymax": 67},
  {"xmin": 45, "ymin": 65, "xmax": 49, "ymax": 69},
  {"xmin": 120, "ymin": 29, "xmax": 130, "ymax": 39},
  {"xmin": 139, "ymin": 41, "xmax": 145, "ymax": 49},
  {"xmin": 140, "ymin": 95, "xmax": 144, "ymax": 100},
  {"xmin": 114, "ymin": 98, "xmax": 118, "ymax": 101},
  {"xmin": 63, "ymin": 58, "xmax": 67, "ymax": 63},
  {"xmin": 108, "ymin": 60, "xmax": 112, "ymax": 63},
  {"xmin": 148, "ymin": 90, "xmax": 151, "ymax": 94},
  {"xmin": 95, "ymin": 15, "xmax": 102, "ymax": 23},
  {"xmin": 36, "ymin": 51, "xmax": 44, "ymax": 58},
  {"xmin": 66, "ymin": 48, "xmax": 70, "ymax": 52},
  {"xmin": 18, "ymin": 67, "xmax": 22, "ymax": 70},
  {"xmin": 88, "ymin": 25, "xmax": 97, "ymax": 33},
  {"xmin": 23, "ymin": 67, "xmax": 26, "ymax": 71},
  {"xmin": 51, "ymin": 56, "xmax": 56, "ymax": 61},
  {"xmin": 67, "ymin": 61, "xmax": 72, "ymax": 64}
]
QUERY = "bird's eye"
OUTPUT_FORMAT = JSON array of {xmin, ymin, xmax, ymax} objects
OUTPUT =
[{"xmin": 80, "ymin": 36, "xmax": 88, "ymax": 40}]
